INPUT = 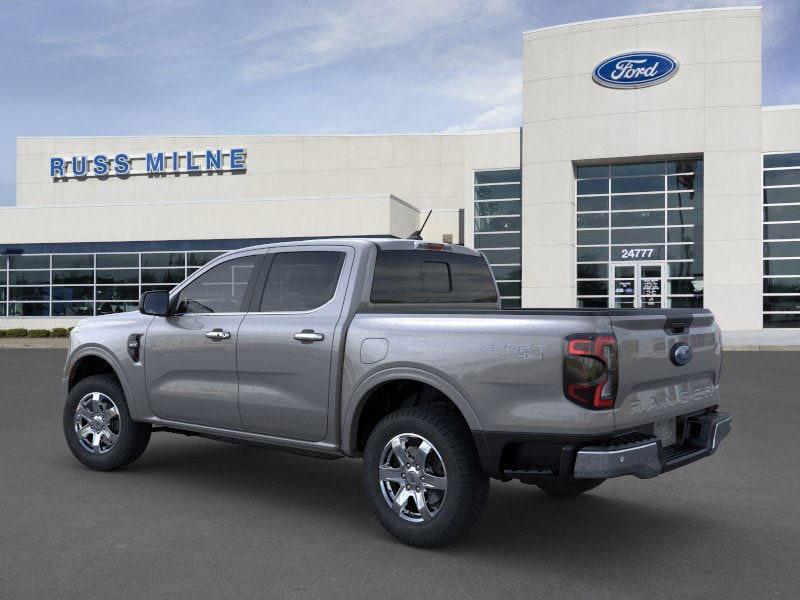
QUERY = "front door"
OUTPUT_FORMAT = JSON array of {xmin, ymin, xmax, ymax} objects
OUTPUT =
[
  {"xmin": 144, "ymin": 254, "xmax": 262, "ymax": 429},
  {"xmin": 610, "ymin": 262, "xmax": 666, "ymax": 308},
  {"xmin": 237, "ymin": 246, "xmax": 352, "ymax": 442}
]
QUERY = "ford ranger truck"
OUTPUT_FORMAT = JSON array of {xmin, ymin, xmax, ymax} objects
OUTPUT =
[{"xmin": 62, "ymin": 238, "xmax": 731, "ymax": 547}]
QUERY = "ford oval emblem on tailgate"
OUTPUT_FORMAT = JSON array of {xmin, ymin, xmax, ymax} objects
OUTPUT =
[{"xmin": 670, "ymin": 343, "xmax": 694, "ymax": 367}]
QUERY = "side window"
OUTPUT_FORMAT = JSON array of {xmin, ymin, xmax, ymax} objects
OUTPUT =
[
  {"xmin": 175, "ymin": 255, "xmax": 259, "ymax": 314},
  {"xmin": 259, "ymin": 251, "xmax": 345, "ymax": 312}
]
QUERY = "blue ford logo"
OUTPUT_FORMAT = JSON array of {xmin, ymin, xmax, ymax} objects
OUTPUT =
[
  {"xmin": 593, "ymin": 52, "xmax": 679, "ymax": 89},
  {"xmin": 670, "ymin": 343, "xmax": 693, "ymax": 367}
]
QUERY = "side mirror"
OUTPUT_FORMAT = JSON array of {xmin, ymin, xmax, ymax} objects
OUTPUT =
[{"xmin": 139, "ymin": 290, "xmax": 170, "ymax": 316}]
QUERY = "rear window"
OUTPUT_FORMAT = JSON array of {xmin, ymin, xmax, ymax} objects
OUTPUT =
[{"xmin": 370, "ymin": 250, "xmax": 498, "ymax": 304}]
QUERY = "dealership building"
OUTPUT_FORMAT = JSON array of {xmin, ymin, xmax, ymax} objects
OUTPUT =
[{"xmin": 2, "ymin": 5, "xmax": 799, "ymax": 333}]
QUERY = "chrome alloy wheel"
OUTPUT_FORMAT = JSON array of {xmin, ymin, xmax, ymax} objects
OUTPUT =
[
  {"xmin": 74, "ymin": 392, "xmax": 120, "ymax": 454},
  {"xmin": 379, "ymin": 433, "xmax": 448, "ymax": 523}
]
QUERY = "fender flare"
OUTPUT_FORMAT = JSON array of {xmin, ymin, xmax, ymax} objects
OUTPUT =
[
  {"xmin": 66, "ymin": 345, "xmax": 141, "ymax": 420},
  {"xmin": 340, "ymin": 366, "xmax": 482, "ymax": 457}
]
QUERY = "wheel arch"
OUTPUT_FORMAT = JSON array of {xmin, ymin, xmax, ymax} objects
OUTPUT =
[
  {"xmin": 341, "ymin": 367, "xmax": 482, "ymax": 457},
  {"xmin": 67, "ymin": 347, "xmax": 139, "ymax": 419}
]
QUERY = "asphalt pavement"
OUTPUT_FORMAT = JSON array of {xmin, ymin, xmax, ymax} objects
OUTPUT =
[{"xmin": 0, "ymin": 349, "xmax": 797, "ymax": 599}]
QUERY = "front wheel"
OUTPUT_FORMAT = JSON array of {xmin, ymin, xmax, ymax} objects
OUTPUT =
[
  {"xmin": 363, "ymin": 408, "xmax": 489, "ymax": 547},
  {"xmin": 63, "ymin": 374, "xmax": 151, "ymax": 471}
]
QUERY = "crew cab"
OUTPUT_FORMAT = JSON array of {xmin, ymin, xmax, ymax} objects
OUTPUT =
[{"xmin": 63, "ymin": 238, "xmax": 731, "ymax": 546}]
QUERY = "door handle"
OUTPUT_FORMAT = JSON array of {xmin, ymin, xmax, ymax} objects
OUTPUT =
[
  {"xmin": 294, "ymin": 330, "xmax": 324, "ymax": 342},
  {"xmin": 205, "ymin": 328, "xmax": 231, "ymax": 341}
]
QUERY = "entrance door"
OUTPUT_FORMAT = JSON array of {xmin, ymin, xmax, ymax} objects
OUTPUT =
[{"xmin": 610, "ymin": 262, "xmax": 666, "ymax": 308}]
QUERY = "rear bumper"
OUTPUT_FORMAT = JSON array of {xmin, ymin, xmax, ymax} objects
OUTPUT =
[
  {"xmin": 472, "ymin": 409, "xmax": 731, "ymax": 481},
  {"xmin": 574, "ymin": 412, "xmax": 732, "ymax": 479}
]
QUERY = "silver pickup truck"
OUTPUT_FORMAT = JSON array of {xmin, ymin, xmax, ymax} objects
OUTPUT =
[{"xmin": 63, "ymin": 238, "xmax": 731, "ymax": 546}]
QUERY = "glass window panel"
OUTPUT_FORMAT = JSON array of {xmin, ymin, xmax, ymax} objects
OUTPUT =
[
  {"xmin": 577, "ymin": 179, "xmax": 608, "ymax": 195},
  {"xmin": 610, "ymin": 228, "xmax": 664, "ymax": 244},
  {"xmin": 667, "ymin": 174, "xmax": 697, "ymax": 191},
  {"xmin": 8, "ymin": 255, "xmax": 49, "ymax": 269},
  {"xmin": 667, "ymin": 160, "xmax": 702, "ymax": 174},
  {"xmin": 577, "ymin": 212, "xmax": 608, "ymax": 228},
  {"xmin": 0, "ymin": 288, "xmax": 6, "ymax": 301},
  {"xmin": 261, "ymin": 252, "xmax": 347, "ymax": 311},
  {"xmin": 52, "ymin": 286, "xmax": 93, "ymax": 301},
  {"xmin": 615, "ymin": 265, "xmax": 635, "ymax": 278},
  {"xmin": 176, "ymin": 255, "xmax": 260, "ymax": 314},
  {"xmin": 497, "ymin": 281, "xmax": 521, "ymax": 296},
  {"xmin": 96, "ymin": 302, "xmax": 138, "ymax": 315},
  {"xmin": 52, "ymin": 302, "xmax": 94, "ymax": 316},
  {"xmin": 7, "ymin": 302, "xmax": 49, "ymax": 316},
  {"xmin": 578, "ymin": 297, "xmax": 608, "ymax": 308},
  {"xmin": 141, "ymin": 268, "xmax": 185, "ymax": 284},
  {"xmin": 667, "ymin": 245, "xmax": 694, "ymax": 261},
  {"xmin": 474, "ymin": 216, "xmax": 520, "ymax": 232},
  {"xmin": 668, "ymin": 227, "xmax": 694, "ymax": 243},
  {"xmin": 764, "ymin": 170, "xmax": 800, "ymax": 187},
  {"xmin": 52, "ymin": 270, "xmax": 93, "ymax": 284},
  {"xmin": 763, "ymin": 188, "xmax": 800, "ymax": 204},
  {"xmin": 473, "ymin": 233, "xmax": 521, "ymax": 248},
  {"xmin": 576, "ymin": 164, "xmax": 609, "ymax": 178},
  {"xmin": 474, "ymin": 200, "xmax": 520, "ymax": 216},
  {"xmin": 764, "ymin": 314, "xmax": 800, "ymax": 328},
  {"xmin": 764, "ymin": 205, "xmax": 800, "ymax": 222},
  {"xmin": 764, "ymin": 153, "xmax": 800, "ymax": 168},
  {"xmin": 577, "ymin": 281, "xmax": 608, "ymax": 295},
  {"xmin": 52, "ymin": 254, "xmax": 93, "ymax": 269},
  {"xmin": 611, "ymin": 211, "xmax": 664, "ymax": 227},
  {"xmin": 141, "ymin": 252, "xmax": 186, "ymax": 268},
  {"xmin": 669, "ymin": 279, "xmax": 703, "ymax": 295},
  {"xmin": 610, "ymin": 162, "xmax": 664, "ymax": 176},
  {"xmin": 764, "ymin": 223, "xmax": 800, "ymax": 240},
  {"xmin": 491, "ymin": 265, "xmax": 521, "ymax": 281},
  {"xmin": 474, "ymin": 184, "xmax": 521, "ymax": 200},
  {"xmin": 764, "ymin": 259, "xmax": 800, "ymax": 276},
  {"xmin": 96, "ymin": 269, "xmax": 138, "ymax": 284},
  {"xmin": 577, "ymin": 230, "xmax": 608, "ymax": 245},
  {"xmin": 501, "ymin": 298, "xmax": 521, "ymax": 309},
  {"xmin": 187, "ymin": 252, "xmax": 224, "ymax": 267},
  {"xmin": 763, "ymin": 278, "xmax": 800, "ymax": 294},
  {"xmin": 611, "ymin": 176, "xmax": 663, "ymax": 194},
  {"xmin": 763, "ymin": 296, "xmax": 800, "ymax": 312},
  {"xmin": 668, "ymin": 209, "xmax": 697, "ymax": 226},
  {"xmin": 667, "ymin": 191, "xmax": 701, "ymax": 208},
  {"xmin": 480, "ymin": 249, "xmax": 521, "ymax": 264},
  {"xmin": 96, "ymin": 285, "xmax": 139, "ymax": 301},
  {"xmin": 577, "ymin": 197, "xmax": 609, "ymax": 212},
  {"xmin": 0, "ymin": 271, "xmax": 6, "ymax": 286},
  {"xmin": 10, "ymin": 287, "xmax": 50, "ymax": 301},
  {"xmin": 0, "ymin": 304, "xmax": 5, "ymax": 316},
  {"xmin": 577, "ymin": 247, "xmax": 608, "ymax": 262},
  {"xmin": 0, "ymin": 255, "xmax": 6, "ymax": 269},
  {"xmin": 611, "ymin": 194, "xmax": 664, "ymax": 210},
  {"xmin": 669, "ymin": 262, "xmax": 695, "ymax": 277},
  {"xmin": 141, "ymin": 284, "xmax": 176, "ymax": 294},
  {"xmin": 96, "ymin": 254, "xmax": 138, "ymax": 268},
  {"xmin": 9, "ymin": 270, "xmax": 49, "ymax": 285},
  {"xmin": 764, "ymin": 241, "xmax": 800, "ymax": 258},
  {"xmin": 669, "ymin": 295, "xmax": 704, "ymax": 308},
  {"xmin": 474, "ymin": 170, "xmax": 520, "ymax": 184}
]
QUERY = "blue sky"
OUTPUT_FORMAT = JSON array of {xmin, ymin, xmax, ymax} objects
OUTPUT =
[{"xmin": 1, "ymin": 0, "xmax": 798, "ymax": 206}]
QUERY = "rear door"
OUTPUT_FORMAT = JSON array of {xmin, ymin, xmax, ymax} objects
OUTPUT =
[
  {"xmin": 610, "ymin": 310, "xmax": 721, "ymax": 433},
  {"xmin": 236, "ymin": 246, "xmax": 353, "ymax": 441}
]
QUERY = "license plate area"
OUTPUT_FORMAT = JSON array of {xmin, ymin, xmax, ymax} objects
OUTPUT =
[{"xmin": 653, "ymin": 418, "xmax": 676, "ymax": 447}]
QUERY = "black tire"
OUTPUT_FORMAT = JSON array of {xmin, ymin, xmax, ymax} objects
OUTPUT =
[
  {"xmin": 363, "ymin": 407, "xmax": 489, "ymax": 547},
  {"xmin": 535, "ymin": 478, "xmax": 605, "ymax": 496},
  {"xmin": 63, "ymin": 374, "xmax": 151, "ymax": 471}
]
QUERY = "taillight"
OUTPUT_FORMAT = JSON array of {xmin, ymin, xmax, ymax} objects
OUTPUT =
[{"xmin": 563, "ymin": 333, "xmax": 618, "ymax": 410}]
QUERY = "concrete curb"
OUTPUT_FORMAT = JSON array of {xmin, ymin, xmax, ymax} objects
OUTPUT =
[
  {"xmin": 0, "ymin": 339, "xmax": 70, "ymax": 349},
  {"xmin": 724, "ymin": 345, "xmax": 800, "ymax": 351}
]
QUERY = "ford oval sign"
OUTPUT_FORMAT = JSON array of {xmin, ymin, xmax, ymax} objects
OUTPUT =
[
  {"xmin": 670, "ymin": 343, "xmax": 694, "ymax": 367},
  {"xmin": 593, "ymin": 52, "xmax": 678, "ymax": 89}
]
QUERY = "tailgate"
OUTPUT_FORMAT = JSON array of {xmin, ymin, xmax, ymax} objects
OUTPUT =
[{"xmin": 611, "ymin": 310, "xmax": 721, "ymax": 431}]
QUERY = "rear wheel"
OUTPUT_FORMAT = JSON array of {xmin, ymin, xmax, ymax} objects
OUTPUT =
[
  {"xmin": 535, "ymin": 478, "xmax": 605, "ymax": 496},
  {"xmin": 363, "ymin": 408, "xmax": 489, "ymax": 547},
  {"xmin": 63, "ymin": 374, "xmax": 151, "ymax": 471}
]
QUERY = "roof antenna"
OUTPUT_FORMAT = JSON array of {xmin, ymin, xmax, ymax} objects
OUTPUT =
[{"xmin": 407, "ymin": 210, "xmax": 433, "ymax": 240}]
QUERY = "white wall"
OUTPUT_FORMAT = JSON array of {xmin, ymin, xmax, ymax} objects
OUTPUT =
[{"xmin": 521, "ymin": 7, "xmax": 764, "ymax": 330}]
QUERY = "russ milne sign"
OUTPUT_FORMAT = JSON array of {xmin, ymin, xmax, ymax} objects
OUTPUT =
[
  {"xmin": 593, "ymin": 52, "xmax": 678, "ymax": 89},
  {"xmin": 50, "ymin": 148, "xmax": 246, "ymax": 179}
]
